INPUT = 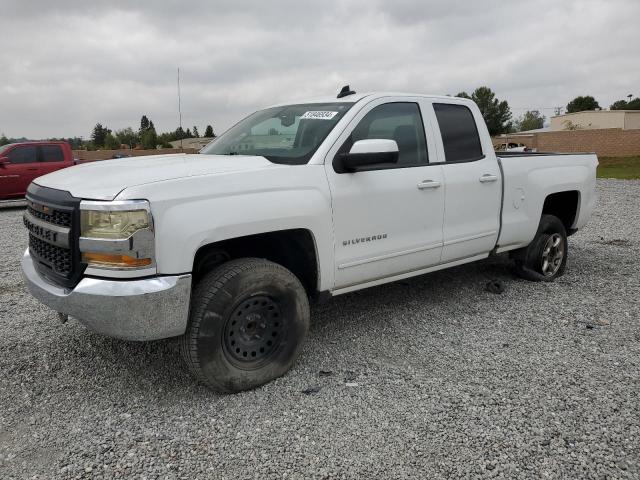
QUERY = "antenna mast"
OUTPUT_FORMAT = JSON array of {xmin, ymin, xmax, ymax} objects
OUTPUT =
[{"xmin": 178, "ymin": 67, "xmax": 183, "ymax": 151}]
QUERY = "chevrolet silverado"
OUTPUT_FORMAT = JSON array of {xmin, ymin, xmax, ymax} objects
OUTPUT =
[{"xmin": 21, "ymin": 88, "xmax": 598, "ymax": 392}]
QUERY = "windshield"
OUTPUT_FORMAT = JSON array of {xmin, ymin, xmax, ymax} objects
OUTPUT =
[
  {"xmin": 0, "ymin": 144, "xmax": 13, "ymax": 154},
  {"xmin": 201, "ymin": 102, "xmax": 354, "ymax": 165}
]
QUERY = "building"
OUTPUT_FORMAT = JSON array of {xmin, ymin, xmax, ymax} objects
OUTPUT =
[
  {"xmin": 169, "ymin": 137, "xmax": 215, "ymax": 150},
  {"xmin": 491, "ymin": 110, "xmax": 640, "ymax": 157},
  {"xmin": 550, "ymin": 110, "xmax": 640, "ymax": 131}
]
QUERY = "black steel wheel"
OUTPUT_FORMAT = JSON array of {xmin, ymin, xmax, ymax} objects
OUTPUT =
[
  {"xmin": 181, "ymin": 258, "xmax": 309, "ymax": 393},
  {"xmin": 223, "ymin": 295, "xmax": 285, "ymax": 368}
]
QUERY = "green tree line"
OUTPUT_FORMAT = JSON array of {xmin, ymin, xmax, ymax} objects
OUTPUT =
[{"xmin": 90, "ymin": 115, "xmax": 216, "ymax": 149}]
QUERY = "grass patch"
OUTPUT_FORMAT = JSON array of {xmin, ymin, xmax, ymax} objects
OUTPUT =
[{"xmin": 597, "ymin": 156, "xmax": 640, "ymax": 179}]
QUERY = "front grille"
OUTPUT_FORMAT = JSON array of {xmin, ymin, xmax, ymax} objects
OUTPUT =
[
  {"xmin": 25, "ymin": 184, "xmax": 84, "ymax": 288},
  {"xmin": 29, "ymin": 235, "xmax": 72, "ymax": 276},
  {"xmin": 27, "ymin": 205, "xmax": 71, "ymax": 227}
]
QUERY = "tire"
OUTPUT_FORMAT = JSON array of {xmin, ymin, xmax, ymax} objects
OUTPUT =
[
  {"xmin": 181, "ymin": 258, "xmax": 310, "ymax": 393},
  {"xmin": 514, "ymin": 214, "xmax": 568, "ymax": 282}
]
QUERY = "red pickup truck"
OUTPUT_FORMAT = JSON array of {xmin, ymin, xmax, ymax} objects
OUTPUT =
[{"xmin": 0, "ymin": 141, "xmax": 78, "ymax": 200}]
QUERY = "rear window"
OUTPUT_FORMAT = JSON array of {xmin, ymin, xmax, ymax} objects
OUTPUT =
[
  {"xmin": 41, "ymin": 145, "xmax": 64, "ymax": 162},
  {"xmin": 433, "ymin": 103, "xmax": 483, "ymax": 162}
]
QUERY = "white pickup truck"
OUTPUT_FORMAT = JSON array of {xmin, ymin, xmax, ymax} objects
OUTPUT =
[{"xmin": 21, "ymin": 88, "xmax": 598, "ymax": 392}]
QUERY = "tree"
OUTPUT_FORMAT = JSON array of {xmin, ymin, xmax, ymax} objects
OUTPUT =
[
  {"xmin": 610, "ymin": 97, "xmax": 640, "ymax": 110},
  {"xmin": 185, "ymin": 128, "xmax": 193, "ymax": 138},
  {"xmin": 192, "ymin": 126, "xmax": 199, "ymax": 138},
  {"xmin": 64, "ymin": 137, "xmax": 84, "ymax": 150},
  {"xmin": 204, "ymin": 125, "xmax": 214, "ymax": 137},
  {"xmin": 139, "ymin": 115, "xmax": 150, "ymax": 133},
  {"xmin": 91, "ymin": 123, "xmax": 111, "ymax": 148},
  {"xmin": 104, "ymin": 133, "xmax": 120, "ymax": 150},
  {"xmin": 136, "ymin": 115, "xmax": 158, "ymax": 148},
  {"xmin": 516, "ymin": 110, "xmax": 545, "ymax": 132},
  {"xmin": 114, "ymin": 127, "xmax": 138, "ymax": 148},
  {"xmin": 456, "ymin": 87, "xmax": 513, "ymax": 136},
  {"xmin": 610, "ymin": 100, "xmax": 629, "ymax": 110},
  {"xmin": 140, "ymin": 128, "xmax": 158, "ymax": 149},
  {"xmin": 566, "ymin": 96, "xmax": 600, "ymax": 113},
  {"xmin": 0, "ymin": 134, "xmax": 9, "ymax": 146}
]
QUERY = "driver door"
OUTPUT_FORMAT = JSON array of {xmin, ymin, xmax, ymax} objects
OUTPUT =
[{"xmin": 324, "ymin": 98, "xmax": 445, "ymax": 290}]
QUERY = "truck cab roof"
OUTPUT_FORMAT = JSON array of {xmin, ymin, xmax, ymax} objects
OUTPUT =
[{"xmin": 268, "ymin": 92, "xmax": 468, "ymax": 108}]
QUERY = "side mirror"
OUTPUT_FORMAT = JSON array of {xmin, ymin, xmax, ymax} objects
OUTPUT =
[
  {"xmin": 335, "ymin": 139, "xmax": 399, "ymax": 173},
  {"xmin": 0, "ymin": 157, "xmax": 9, "ymax": 167}
]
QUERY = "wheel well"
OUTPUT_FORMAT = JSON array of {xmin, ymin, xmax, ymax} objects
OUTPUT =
[
  {"xmin": 542, "ymin": 191, "xmax": 579, "ymax": 232},
  {"xmin": 193, "ymin": 229, "xmax": 319, "ymax": 295}
]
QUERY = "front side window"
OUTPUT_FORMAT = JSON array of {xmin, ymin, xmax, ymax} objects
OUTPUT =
[
  {"xmin": 433, "ymin": 103, "xmax": 483, "ymax": 162},
  {"xmin": 201, "ymin": 103, "xmax": 354, "ymax": 165},
  {"xmin": 7, "ymin": 145, "xmax": 38, "ymax": 164},
  {"xmin": 41, "ymin": 145, "xmax": 64, "ymax": 162},
  {"xmin": 343, "ymin": 102, "xmax": 428, "ymax": 168}
]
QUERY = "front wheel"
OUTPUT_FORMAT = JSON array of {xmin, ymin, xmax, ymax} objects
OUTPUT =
[
  {"xmin": 514, "ymin": 214, "xmax": 568, "ymax": 281},
  {"xmin": 181, "ymin": 258, "xmax": 310, "ymax": 393}
]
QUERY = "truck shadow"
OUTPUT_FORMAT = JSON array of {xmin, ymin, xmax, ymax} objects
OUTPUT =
[{"xmin": 310, "ymin": 255, "xmax": 514, "ymax": 330}]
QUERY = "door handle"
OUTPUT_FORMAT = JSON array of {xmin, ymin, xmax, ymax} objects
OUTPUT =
[
  {"xmin": 417, "ymin": 180, "xmax": 441, "ymax": 189},
  {"xmin": 27, "ymin": 167, "xmax": 39, "ymax": 171},
  {"xmin": 479, "ymin": 174, "xmax": 498, "ymax": 183}
]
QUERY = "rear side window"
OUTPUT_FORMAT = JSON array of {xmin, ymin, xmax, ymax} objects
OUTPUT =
[
  {"xmin": 433, "ymin": 103, "xmax": 483, "ymax": 162},
  {"xmin": 41, "ymin": 145, "xmax": 64, "ymax": 162},
  {"xmin": 7, "ymin": 145, "xmax": 38, "ymax": 164}
]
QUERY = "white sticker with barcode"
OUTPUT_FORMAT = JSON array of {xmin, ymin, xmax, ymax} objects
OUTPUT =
[{"xmin": 301, "ymin": 111, "xmax": 338, "ymax": 120}]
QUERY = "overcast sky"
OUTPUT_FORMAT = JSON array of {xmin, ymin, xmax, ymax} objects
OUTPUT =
[{"xmin": 1, "ymin": 0, "xmax": 639, "ymax": 139}]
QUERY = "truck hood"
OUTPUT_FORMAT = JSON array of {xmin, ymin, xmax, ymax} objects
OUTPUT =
[{"xmin": 34, "ymin": 154, "xmax": 281, "ymax": 200}]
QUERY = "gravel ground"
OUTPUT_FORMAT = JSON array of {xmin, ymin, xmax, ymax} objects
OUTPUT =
[{"xmin": 1, "ymin": 179, "xmax": 639, "ymax": 479}]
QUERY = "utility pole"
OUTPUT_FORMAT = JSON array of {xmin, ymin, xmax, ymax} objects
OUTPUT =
[{"xmin": 178, "ymin": 67, "xmax": 183, "ymax": 151}]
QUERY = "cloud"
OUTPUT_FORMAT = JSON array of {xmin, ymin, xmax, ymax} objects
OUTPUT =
[{"xmin": 0, "ymin": 0, "xmax": 638, "ymax": 138}]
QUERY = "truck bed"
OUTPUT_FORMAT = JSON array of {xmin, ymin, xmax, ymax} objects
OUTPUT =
[{"xmin": 495, "ymin": 152, "xmax": 598, "ymax": 253}]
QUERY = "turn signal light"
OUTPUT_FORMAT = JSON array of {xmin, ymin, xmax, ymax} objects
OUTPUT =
[{"xmin": 82, "ymin": 252, "xmax": 152, "ymax": 268}]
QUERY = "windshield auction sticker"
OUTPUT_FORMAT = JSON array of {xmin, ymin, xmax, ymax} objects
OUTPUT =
[{"xmin": 301, "ymin": 111, "xmax": 338, "ymax": 120}]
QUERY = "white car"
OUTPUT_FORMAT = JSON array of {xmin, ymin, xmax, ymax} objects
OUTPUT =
[
  {"xmin": 496, "ymin": 142, "xmax": 528, "ymax": 152},
  {"xmin": 22, "ymin": 88, "xmax": 598, "ymax": 392}
]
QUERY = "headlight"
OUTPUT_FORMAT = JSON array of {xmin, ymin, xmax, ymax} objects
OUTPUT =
[
  {"xmin": 81, "ymin": 209, "xmax": 150, "ymax": 239},
  {"xmin": 79, "ymin": 200, "xmax": 155, "ymax": 271}
]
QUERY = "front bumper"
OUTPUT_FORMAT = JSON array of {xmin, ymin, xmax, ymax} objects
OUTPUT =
[{"xmin": 21, "ymin": 249, "xmax": 191, "ymax": 341}]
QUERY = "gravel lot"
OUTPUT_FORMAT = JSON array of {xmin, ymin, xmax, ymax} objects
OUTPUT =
[{"xmin": 1, "ymin": 179, "xmax": 639, "ymax": 479}]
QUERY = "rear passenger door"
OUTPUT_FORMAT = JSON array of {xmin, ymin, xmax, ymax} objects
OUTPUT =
[
  {"xmin": 325, "ymin": 98, "xmax": 445, "ymax": 289},
  {"xmin": 430, "ymin": 102, "xmax": 502, "ymax": 263},
  {"xmin": 38, "ymin": 144, "xmax": 69, "ymax": 176}
]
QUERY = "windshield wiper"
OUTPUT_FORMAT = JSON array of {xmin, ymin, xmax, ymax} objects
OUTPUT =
[{"xmin": 226, "ymin": 151, "xmax": 240, "ymax": 155}]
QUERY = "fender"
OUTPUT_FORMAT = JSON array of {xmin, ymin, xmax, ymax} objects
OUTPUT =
[{"xmin": 118, "ymin": 164, "xmax": 336, "ymax": 291}]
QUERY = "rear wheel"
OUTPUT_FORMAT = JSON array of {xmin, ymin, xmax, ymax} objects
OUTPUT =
[
  {"xmin": 514, "ymin": 214, "xmax": 568, "ymax": 281},
  {"xmin": 181, "ymin": 258, "xmax": 310, "ymax": 393}
]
